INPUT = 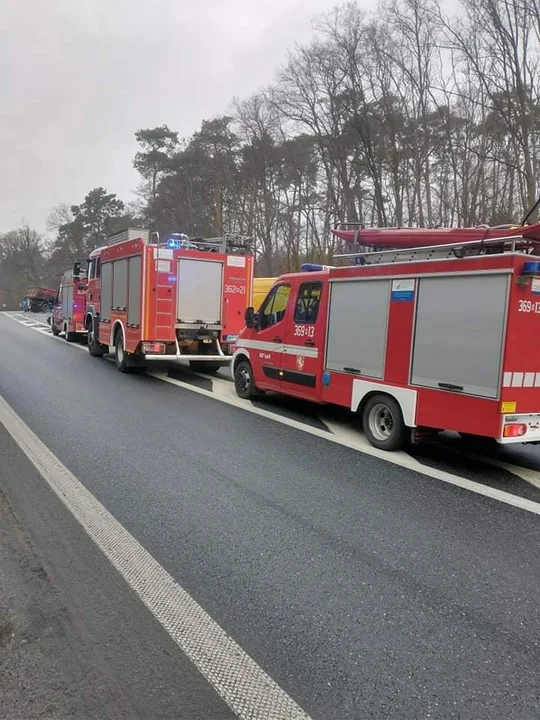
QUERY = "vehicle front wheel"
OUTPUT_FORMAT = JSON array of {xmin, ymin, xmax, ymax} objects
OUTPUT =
[
  {"xmin": 234, "ymin": 360, "xmax": 256, "ymax": 399},
  {"xmin": 362, "ymin": 394, "xmax": 408, "ymax": 451},
  {"xmin": 51, "ymin": 324, "xmax": 60, "ymax": 337}
]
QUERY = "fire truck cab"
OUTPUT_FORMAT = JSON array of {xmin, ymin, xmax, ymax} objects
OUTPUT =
[
  {"xmin": 85, "ymin": 228, "xmax": 253, "ymax": 373},
  {"xmin": 50, "ymin": 261, "xmax": 88, "ymax": 342},
  {"xmin": 232, "ymin": 236, "xmax": 540, "ymax": 451}
]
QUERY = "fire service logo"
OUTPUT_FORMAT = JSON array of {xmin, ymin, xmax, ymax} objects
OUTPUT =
[{"xmin": 296, "ymin": 355, "xmax": 305, "ymax": 371}]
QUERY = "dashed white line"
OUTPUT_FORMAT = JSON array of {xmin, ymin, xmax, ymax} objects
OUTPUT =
[{"xmin": 0, "ymin": 394, "xmax": 311, "ymax": 720}]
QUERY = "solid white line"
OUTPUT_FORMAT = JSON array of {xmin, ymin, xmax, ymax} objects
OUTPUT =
[
  {"xmin": 0, "ymin": 394, "xmax": 310, "ymax": 720},
  {"xmin": 5, "ymin": 311, "xmax": 540, "ymax": 511},
  {"xmin": 149, "ymin": 372, "xmax": 540, "ymax": 516},
  {"xmin": 455, "ymin": 449, "xmax": 540, "ymax": 490}
]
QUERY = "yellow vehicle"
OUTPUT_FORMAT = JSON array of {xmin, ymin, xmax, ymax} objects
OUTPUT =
[{"xmin": 252, "ymin": 277, "xmax": 276, "ymax": 310}]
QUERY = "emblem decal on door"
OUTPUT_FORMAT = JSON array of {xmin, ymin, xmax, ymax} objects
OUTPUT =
[{"xmin": 296, "ymin": 355, "xmax": 305, "ymax": 371}]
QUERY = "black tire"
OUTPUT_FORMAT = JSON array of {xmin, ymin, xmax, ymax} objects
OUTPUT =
[
  {"xmin": 40, "ymin": 301, "xmax": 50, "ymax": 313},
  {"xmin": 234, "ymin": 359, "xmax": 256, "ymax": 399},
  {"xmin": 87, "ymin": 318, "xmax": 106, "ymax": 357},
  {"xmin": 51, "ymin": 324, "xmax": 60, "ymax": 337},
  {"xmin": 189, "ymin": 361, "xmax": 221, "ymax": 374},
  {"xmin": 65, "ymin": 329, "xmax": 77, "ymax": 342},
  {"xmin": 362, "ymin": 394, "xmax": 408, "ymax": 451},
  {"xmin": 114, "ymin": 333, "xmax": 132, "ymax": 373}
]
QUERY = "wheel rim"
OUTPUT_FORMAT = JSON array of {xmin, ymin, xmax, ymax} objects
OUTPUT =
[
  {"xmin": 368, "ymin": 403, "xmax": 395, "ymax": 442},
  {"xmin": 237, "ymin": 367, "xmax": 251, "ymax": 393}
]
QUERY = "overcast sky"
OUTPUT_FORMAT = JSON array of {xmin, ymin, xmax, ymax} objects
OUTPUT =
[{"xmin": 0, "ymin": 0, "xmax": 360, "ymax": 234}]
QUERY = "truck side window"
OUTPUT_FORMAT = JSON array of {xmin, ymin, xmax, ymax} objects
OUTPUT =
[
  {"xmin": 88, "ymin": 260, "xmax": 95, "ymax": 280},
  {"xmin": 294, "ymin": 282, "xmax": 322, "ymax": 323},
  {"xmin": 96, "ymin": 258, "xmax": 101, "ymax": 278},
  {"xmin": 259, "ymin": 284, "xmax": 291, "ymax": 329}
]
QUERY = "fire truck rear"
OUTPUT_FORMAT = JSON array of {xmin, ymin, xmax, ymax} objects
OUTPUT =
[
  {"xmin": 232, "ymin": 231, "xmax": 540, "ymax": 450},
  {"xmin": 85, "ymin": 228, "xmax": 253, "ymax": 373},
  {"xmin": 50, "ymin": 261, "xmax": 88, "ymax": 341}
]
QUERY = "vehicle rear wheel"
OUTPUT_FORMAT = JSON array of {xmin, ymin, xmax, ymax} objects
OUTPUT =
[
  {"xmin": 362, "ymin": 394, "xmax": 408, "ymax": 451},
  {"xmin": 65, "ymin": 329, "xmax": 77, "ymax": 342},
  {"xmin": 87, "ymin": 318, "xmax": 106, "ymax": 357},
  {"xmin": 189, "ymin": 361, "xmax": 220, "ymax": 374},
  {"xmin": 114, "ymin": 334, "xmax": 132, "ymax": 373},
  {"xmin": 40, "ymin": 301, "xmax": 50, "ymax": 313},
  {"xmin": 234, "ymin": 359, "xmax": 256, "ymax": 399}
]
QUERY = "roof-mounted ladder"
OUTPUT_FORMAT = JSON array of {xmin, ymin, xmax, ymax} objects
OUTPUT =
[{"xmin": 333, "ymin": 234, "xmax": 540, "ymax": 266}]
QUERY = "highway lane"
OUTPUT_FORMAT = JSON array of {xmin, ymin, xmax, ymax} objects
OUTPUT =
[
  {"xmin": 10, "ymin": 312, "xmax": 540, "ymax": 498},
  {"xmin": 1, "ymin": 312, "xmax": 540, "ymax": 719}
]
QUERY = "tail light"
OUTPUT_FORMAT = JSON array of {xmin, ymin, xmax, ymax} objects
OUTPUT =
[
  {"xmin": 503, "ymin": 423, "xmax": 527, "ymax": 438},
  {"xmin": 142, "ymin": 342, "xmax": 165, "ymax": 354}
]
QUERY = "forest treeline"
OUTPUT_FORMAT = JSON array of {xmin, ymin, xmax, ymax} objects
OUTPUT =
[{"xmin": 1, "ymin": 0, "xmax": 538, "ymax": 307}]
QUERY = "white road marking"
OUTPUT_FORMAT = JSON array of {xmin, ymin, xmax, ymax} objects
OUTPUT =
[
  {"xmin": 150, "ymin": 373, "xmax": 540, "ymax": 516},
  {"xmin": 452, "ymin": 449, "xmax": 540, "ymax": 490},
  {"xmin": 0, "ymin": 394, "xmax": 310, "ymax": 720},
  {"xmin": 4, "ymin": 311, "xmax": 540, "ymax": 511}
]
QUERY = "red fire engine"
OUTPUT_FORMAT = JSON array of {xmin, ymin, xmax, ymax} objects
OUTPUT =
[
  {"xmin": 50, "ymin": 261, "xmax": 88, "ymax": 341},
  {"xmin": 85, "ymin": 228, "xmax": 253, "ymax": 373},
  {"xmin": 232, "ymin": 229, "xmax": 540, "ymax": 450}
]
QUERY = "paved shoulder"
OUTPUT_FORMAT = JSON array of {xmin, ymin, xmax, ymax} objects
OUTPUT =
[{"xmin": 0, "ymin": 425, "xmax": 236, "ymax": 720}]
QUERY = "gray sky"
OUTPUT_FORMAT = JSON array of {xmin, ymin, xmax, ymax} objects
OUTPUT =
[{"xmin": 1, "ymin": 0, "xmax": 350, "ymax": 234}]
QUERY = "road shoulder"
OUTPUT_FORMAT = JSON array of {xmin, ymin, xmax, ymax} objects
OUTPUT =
[{"xmin": 0, "ymin": 425, "xmax": 235, "ymax": 720}]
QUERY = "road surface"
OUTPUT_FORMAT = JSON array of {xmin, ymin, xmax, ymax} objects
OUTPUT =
[{"xmin": 1, "ymin": 311, "xmax": 539, "ymax": 720}]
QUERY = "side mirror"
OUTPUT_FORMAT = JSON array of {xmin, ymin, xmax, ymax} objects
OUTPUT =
[
  {"xmin": 73, "ymin": 261, "xmax": 81, "ymax": 277},
  {"xmin": 78, "ymin": 283, "xmax": 85, "ymax": 291},
  {"xmin": 245, "ymin": 306, "xmax": 256, "ymax": 329}
]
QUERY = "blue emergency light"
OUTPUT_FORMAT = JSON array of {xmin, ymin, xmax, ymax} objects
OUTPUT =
[
  {"xmin": 167, "ymin": 233, "xmax": 190, "ymax": 249},
  {"xmin": 521, "ymin": 261, "xmax": 540, "ymax": 275},
  {"xmin": 300, "ymin": 263, "xmax": 334, "ymax": 272}
]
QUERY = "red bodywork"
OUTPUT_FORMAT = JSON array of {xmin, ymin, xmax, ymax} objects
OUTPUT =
[
  {"xmin": 51, "ymin": 270, "xmax": 88, "ymax": 338},
  {"xmin": 233, "ymin": 236, "xmax": 540, "ymax": 446},
  {"xmin": 85, "ymin": 230, "xmax": 253, "ymax": 366},
  {"xmin": 332, "ymin": 221, "xmax": 540, "ymax": 248}
]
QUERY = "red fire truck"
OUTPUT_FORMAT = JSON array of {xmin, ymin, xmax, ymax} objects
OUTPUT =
[
  {"xmin": 85, "ymin": 228, "xmax": 253, "ymax": 373},
  {"xmin": 232, "ymin": 229, "xmax": 540, "ymax": 450},
  {"xmin": 50, "ymin": 261, "xmax": 88, "ymax": 341}
]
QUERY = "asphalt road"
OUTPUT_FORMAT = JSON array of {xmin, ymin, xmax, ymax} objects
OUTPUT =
[{"xmin": 1, "ymin": 312, "xmax": 540, "ymax": 719}]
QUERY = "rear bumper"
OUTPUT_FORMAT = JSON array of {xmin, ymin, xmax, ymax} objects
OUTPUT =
[
  {"xmin": 498, "ymin": 413, "xmax": 540, "ymax": 443},
  {"xmin": 143, "ymin": 353, "xmax": 231, "ymax": 365}
]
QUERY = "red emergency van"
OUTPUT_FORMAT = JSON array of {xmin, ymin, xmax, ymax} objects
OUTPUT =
[{"xmin": 232, "ymin": 232, "xmax": 540, "ymax": 450}]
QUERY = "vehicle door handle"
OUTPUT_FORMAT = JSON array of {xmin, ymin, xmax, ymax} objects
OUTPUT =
[
  {"xmin": 304, "ymin": 340, "xmax": 315, "ymax": 347},
  {"xmin": 273, "ymin": 336, "xmax": 282, "ymax": 342}
]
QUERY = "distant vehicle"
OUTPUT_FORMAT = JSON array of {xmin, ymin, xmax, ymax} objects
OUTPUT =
[
  {"xmin": 252, "ymin": 277, "xmax": 276, "ymax": 310},
  {"xmin": 50, "ymin": 261, "xmax": 88, "ymax": 342},
  {"xmin": 232, "ymin": 223, "xmax": 540, "ymax": 451},
  {"xmin": 84, "ymin": 228, "xmax": 254, "ymax": 373},
  {"xmin": 23, "ymin": 287, "xmax": 56, "ymax": 313}
]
